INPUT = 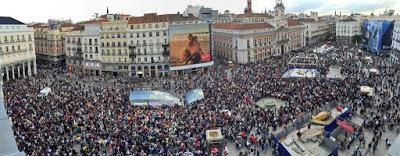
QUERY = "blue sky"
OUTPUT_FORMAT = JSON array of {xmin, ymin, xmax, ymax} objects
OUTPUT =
[{"xmin": 1, "ymin": 0, "xmax": 398, "ymax": 23}]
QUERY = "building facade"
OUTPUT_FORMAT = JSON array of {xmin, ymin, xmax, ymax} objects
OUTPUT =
[
  {"xmin": 336, "ymin": 18, "xmax": 361, "ymax": 41},
  {"xmin": 33, "ymin": 24, "xmax": 75, "ymax": 64},
  {"xmin": 65, "ymin": 13, "xmax": 203, "ymax": 78},
  {"xmin": 212, "ymin": 21, "xmax": 304, "ymax": 64},
  {"xmin": 0, "ymin": 17, "xmax": 36, "ymax": 81},
  {"xmin": 127, "ymin": 13, "xmax": 171, "ymax": 78},
  {"xmin": 298, "ymin": 19, "xmax": 330, "ymax": 46},
  {"xmin": 64, "ymin": 27, "xmax": 84, "ymax": 74}
]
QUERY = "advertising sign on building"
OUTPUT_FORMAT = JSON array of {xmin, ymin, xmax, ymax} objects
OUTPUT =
[
  {"xmin": 169, "ymin": 23, "xmax": 213, "ymax": 70},
  {"xmin": 362, "ymin": 20, "xmax": 394, "ymax": 54}
]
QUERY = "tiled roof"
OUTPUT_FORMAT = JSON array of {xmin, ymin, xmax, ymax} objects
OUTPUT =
[
  {"xmin": 234, "ymin": 13, "xmax": 273, "ymax": 18},
  {"xmin": 84, "ymin": 17, "xmax": 108, "ymax": 24},
  {"xmin": 296, "ymin": 18, "xmax": 316, "ymax": 23},
  {"xmin": 0, "ymin": 16, "xmax": 24, "ymax": 25},
  {"xmin": 61, "ymin": 23, "xmax": 77, "ymax": 28},
  {"xmin": 128, "ymin": 13, "xmax": 168, "ymax": 24},
  {"xmin": 287, "ymin": 20, "xmax": 303, "ymax": 26},
  {"xmin": 339, "ymin": 18, "xmax": 357, "ymax": 22},
  {"xmin": 30, "ymin": 23, "xmax": 49, "ymax": 28},
  {"xmin": 128, "ymin": 13, "xmax": 199, "ymax": 24},
  {"xmin": 71, "ymin": 25, "xmax": 84, "ymax": 31},
  {"xmin": 212, "ymin": 23, "xmax": 274, "ymax": 30}
]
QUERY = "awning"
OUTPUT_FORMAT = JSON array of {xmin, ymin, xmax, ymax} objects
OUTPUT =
[
  {"xmin": 336, "ymin": 119, "xmax": 354, "ymax": 133},
  {"xmin": 184, "ymin": 89, "xmax": 205, "ymax": 104}
]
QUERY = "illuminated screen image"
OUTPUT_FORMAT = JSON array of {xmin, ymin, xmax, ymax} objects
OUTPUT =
[
  {"xmin": 362, "ymin": 20, "xmax": 394, "ymax": 54},
  {"xmin": 169, "ymin": 23, "xmax": 212, "ymax": 70}
]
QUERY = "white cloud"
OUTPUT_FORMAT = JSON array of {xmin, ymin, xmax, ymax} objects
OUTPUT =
[{"xmin": 0, "ymin": 0, "xmax": 398, "ymax": 23}]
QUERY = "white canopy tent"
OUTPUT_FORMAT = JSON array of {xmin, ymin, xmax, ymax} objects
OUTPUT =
[
  {"xmin": 38, "ymin": 87, "xmax": 51, "ymax": 97},
  {"xmin": 360, "ymin": 86, "xmax": 375, "ymax": 97}
]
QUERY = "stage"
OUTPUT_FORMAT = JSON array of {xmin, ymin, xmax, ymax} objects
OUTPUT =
[{"xmin": 282, "ymin": 68, "xmax": 320, "ymax": 78}]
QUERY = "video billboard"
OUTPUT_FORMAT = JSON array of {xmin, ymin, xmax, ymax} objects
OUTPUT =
[
  {"xmin": 362, "ymin": 20, "xmax": 394, "ymax": 54},
  {"xmin": 169, "ymin": 23, "xmax": 212, "ymax": 70}
]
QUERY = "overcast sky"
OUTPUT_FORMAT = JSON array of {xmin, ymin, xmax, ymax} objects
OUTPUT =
[{"xmin": 1, "ymin": 0, "xmax": 399, "ymax": 23}]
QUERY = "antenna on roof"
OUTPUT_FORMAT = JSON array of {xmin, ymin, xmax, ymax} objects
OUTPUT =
[{"xmin": 107, "ymin": 6, "xmax": 109, "ymax": 14}]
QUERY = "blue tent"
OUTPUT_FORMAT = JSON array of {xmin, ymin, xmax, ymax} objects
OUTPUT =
[
  {"xmin": 184, "ymin": 89, "xmax": 205, "ymax": 104},
  {"xmin": 129, "ymin": 90, "xmax": 181, "ymax": 106}
]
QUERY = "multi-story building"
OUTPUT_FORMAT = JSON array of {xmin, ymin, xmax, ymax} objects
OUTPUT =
[
  {"xmin": 99, "ymin": 14, "xmax": 131, "ymax": 77},
  {"xmin": 336, "ymin": 18, "xmax": 361, "ymax": 41},
  {"xmin": 297, "ymin": 18, "xmax": 330, "ymax": 46},
  {"xmin": 127, "ymin": 13, "xmax": 170, "ymax": 78},
  {"xmin": 64, "ymin": 26, "xmax": 84, "ymax": 73},
  {"xmin": 33, "ymin": 23, "xmax": 75, "ymax": 64},
  {"xmin": 81, "ymin": 21, "xmax": 102, "ymax": 76},
  {"xmin": 0, "ymin": 17, "xmax": 36, "ymax": 81},
  {"xmin": 212, "ymin": 20, "xmax": 304, "ymax": 64},
  {"xmin": 185, "ymin": 5, "xmax": 218, "ymax": 22},
  {"xmin": 390, "ymin": 20, "xmax": 400, "ymax": 64},
  {"xmin": 65, "ymin": 13, "xmax": 203, "ymax": 78}
]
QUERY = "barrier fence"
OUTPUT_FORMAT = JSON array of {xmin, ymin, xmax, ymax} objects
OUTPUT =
[
  {"xmin": 271, "ymin": 101, "xmax": 339, "ymax": 156},
  {"xmin": 275, "ymin": 101, "xmax": 338, "ymax": 140}
]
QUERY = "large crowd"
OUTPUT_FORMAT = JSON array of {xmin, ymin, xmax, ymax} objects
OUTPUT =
[{"xmin": 3, "ymin": 41, "xmax": 400, "ymax": 155}]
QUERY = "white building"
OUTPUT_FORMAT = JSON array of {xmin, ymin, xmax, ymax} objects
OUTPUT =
[
  {"xmin": 391, "ymin": 20, "xmax": 400, "ymax": 64},
  {"xmin": 0, "ymin": 17, "xmax": 36, "ymax": 81},
  {"xmin": 212, "ymin": 20, "xmax": 304, "ymax": 64},
  {"xmin": 81, "ymin": 21, "xmax": 102, "ymax": 75},
  {"xmin": 127, "ymin": 13, "xmax": 171, "ymax": 78},
  {"xmin": 336, "ymin": 18, "xmax": 361, "ymax": 39},
  {"xmin": 64, "ymin": 26, "xmax": 84, "ymax": 73},
  {"xmin": 297, "ymin": 18, "xmax": 330, "ymax": 46}
]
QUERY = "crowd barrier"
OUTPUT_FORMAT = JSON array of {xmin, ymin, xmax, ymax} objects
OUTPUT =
[{"xmin": 271, "ymin": 101, "xmax": 339, "ymax": 156}]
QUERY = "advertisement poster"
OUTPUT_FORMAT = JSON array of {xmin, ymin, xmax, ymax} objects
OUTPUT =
[
  {"xmin": 169, "ymin": 23, "xmax": 213, "ymax": 70},
  {"xmin": 362, "ymin": 20, "xmax": 394, "ymax": 54}
]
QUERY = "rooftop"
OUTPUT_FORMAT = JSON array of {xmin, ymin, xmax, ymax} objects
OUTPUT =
[
  {"xmin": 234, "ymin": 13, "xmax": 274, "ymax": 18},
  {"xmin": 212, "ymin": 22, "xmax": 274, "ymax": 30},
  {"xmin": 128, "ymin": 13, "xmax": 199, "ymax": 24},
  {"xmin": 287, "ymin": 20, "xmax": 303, "ymax": 26},
  {"xmin": 339, "ymin": 18, "xmax": 357, "ymax": 22},
  {"xmin": 296, "ymin": 18, "xmax": 316, "ymax": 23},
  {"xmin": 0, "ymin": 16, "xmax": 25, "ymax": 25}
]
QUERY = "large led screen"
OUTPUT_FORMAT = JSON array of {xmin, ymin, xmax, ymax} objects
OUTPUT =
[
  {"xmin": 362, "ymin": 20, "xmax": 394, "ymax": 54},
  {"xmin": 169, "ymin": 23, "xmax": 212, "ymax": 70}
]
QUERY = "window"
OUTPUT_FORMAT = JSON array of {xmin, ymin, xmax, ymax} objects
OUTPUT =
[
  {"xmin": 130, "ymin": 25, "xmax": 134, "ymax": 29},
  {"xmin": 137, "ymin": 33, "xmax": 140, "ymax": 38},
  {"xmin": 163, "ymin": 31, "xmax": 167, "ymax": 36},
  {"xmin": 149, "ymin": 32, "xmax": 153, "ymax": 37},
  {"xmin": 89, "ymin": 39, "xmax": 92, "ymax": 45},
  {"xmin": 143, "ymin": 32, "xmax": 146, "ymax": 37},
  {"xmin": 156, "ymin": 32, "xmax": 160, "ymax": 36},
  {"xmin": 117, "ymin": 34, "xmax": 121, "ymax": 38}
]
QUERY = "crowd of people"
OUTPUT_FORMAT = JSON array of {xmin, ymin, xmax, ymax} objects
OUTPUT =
[{"xmin": 2, "ymin": 40, "xmax": 400, "ymax": 155}]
